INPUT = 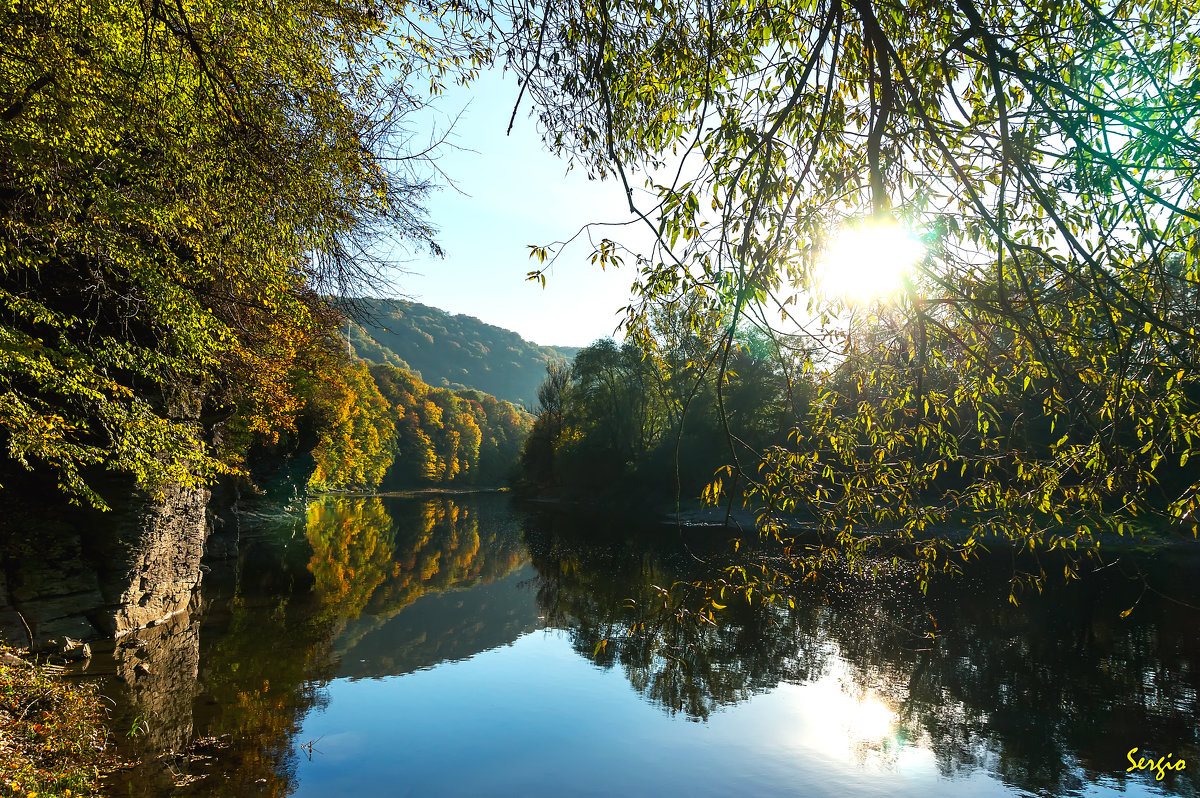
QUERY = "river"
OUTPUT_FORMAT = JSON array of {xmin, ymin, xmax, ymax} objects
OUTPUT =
[{"xmin": 93, "ymin": 493, "xmax": 1200, "ymax": 797}]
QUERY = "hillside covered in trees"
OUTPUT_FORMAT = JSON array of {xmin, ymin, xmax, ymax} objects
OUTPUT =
[
  {"xmin": 246, "ymin": 358, "xmax": 534, "ymax": 496},
  {"xmin": 347, "ymin": 298, "xmax": 577, "ymax": 407}
]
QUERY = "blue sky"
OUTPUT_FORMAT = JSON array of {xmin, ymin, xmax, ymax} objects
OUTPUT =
[{"xmin": 385, "ymin": 69, "xmax": 643, "ymax": 348}]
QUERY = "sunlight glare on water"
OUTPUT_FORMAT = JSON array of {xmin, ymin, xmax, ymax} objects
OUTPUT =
[{"xmin": 847, "ymin": 694, "xmax": 897, "ymax": 740}]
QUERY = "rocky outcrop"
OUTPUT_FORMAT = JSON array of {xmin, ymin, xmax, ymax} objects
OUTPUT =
[
  {"xmin": 0, "ymin": 522, "xmax": 106, "ymax": 647},
  {"xmin": 102, "ymin": 481, "xmax": 212, "ymax": 636},
  {"xmin": 0, "ymin": 474, "xmax": 214, "ymax": 646}
]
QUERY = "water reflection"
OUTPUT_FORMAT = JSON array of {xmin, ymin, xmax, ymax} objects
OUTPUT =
[
  {"xmin": 307, "ymin": 498, "xmax": 396, "ymax": 626},
  {"xmin": 898, "ymin": 562, "xmax": 1200, "ymax": 796},
  {"xmin": 531, "ymin": 515, "xmax": 1200, "ymax": 795},
  {"xmin": 98, "ymin": 496, "xmax": 1200, "ymax": 797},
  {"xmin": 104, "ymin": 507, "xmax": 333, "ymax": 796},
  {"xmin": 332, "ymin": 496, "xmax": 534, "ymax": 677},
  {"xmin": 104, "ymin": 494, "xmax": 534, "ymax": 795},
  {"xmin": 524, "ymin": 514, "xmax": 832, "ymax": 722}
]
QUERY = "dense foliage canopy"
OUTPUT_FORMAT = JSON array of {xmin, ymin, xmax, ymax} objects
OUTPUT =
[
  {"xmin": 369, "ymin": 363, "xmax": 533, "ymax": 488},
  {"xmin": 292, "ymin": 361, "xmax": 531, "ymax": 492},
  {"xmin": 521, "ymin": 324, "xmax": 808, "ymax": 501},
  {"xmin": 498, "ymin": 0, "xmax": 1200, "ymax": 590},
  {"xmin": 1, "ymin": 0, "xmax": 487, "ymax": 506}
]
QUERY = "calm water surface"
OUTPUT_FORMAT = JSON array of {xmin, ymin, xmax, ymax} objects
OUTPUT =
[{"xmin": 97, "ymin": 494, "xmax": 1200, "ymax": 797}]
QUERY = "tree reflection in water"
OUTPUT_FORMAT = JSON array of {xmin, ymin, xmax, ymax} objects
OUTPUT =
[
  {"xmin": 330, "ymin": 495, "xmax": 532, "ymax": 673},
  {"xmin": 101, "ymin": 499, "xmax": 1200, "ymax": 797},
  {"xmin": 524, "ymin": 511, "xmax": 1200, "ymax": 795},
  {"xmin": 104, "ymin": 495, "xmax": 529, "ymax": 796},
  {"xmin": 524, "ymin": 512, "xmax": 831, "ymax": 722},
  {"xmin": 358, "ymin": 497, "xmax": 526, "ymax": 619},
  {"xmin": 307, "ymin": 498, "xmax": 397, "ymax": 625}
]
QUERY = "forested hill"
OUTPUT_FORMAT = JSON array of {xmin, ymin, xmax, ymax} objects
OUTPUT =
[{"xmin": 345, "ymin": 298, "xmax": 578, "ymax": 407}]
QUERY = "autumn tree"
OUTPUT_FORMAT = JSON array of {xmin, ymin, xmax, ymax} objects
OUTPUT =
[
  {"xmin": 458, "ymin": 389, "xmax": 536, "ymax": 483},
  {"xmin": 308, "ymin": 362, "xmax": 397, "ymax": 491},
  {"xmin": 370, "ymin": 364, "xmax": 532, "ymax": 487},
  {"xmin": 0, "ymin": 0, "xmax": 488, "ymax": 506}
]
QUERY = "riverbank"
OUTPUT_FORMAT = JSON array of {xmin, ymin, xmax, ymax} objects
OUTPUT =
[
  {"xmin": 312, "ymin": 486, "xmax": 513, "ymax": 499},
  {"xmin": 0, "ymin": 643, "xmax": 115, "ymax": 797},
  {"xmin": 660, "ymin": 499, "xmax": 1200, "ymax": 552}
]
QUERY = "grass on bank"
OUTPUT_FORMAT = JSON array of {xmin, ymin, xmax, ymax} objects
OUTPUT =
[{"xmin": 0, "ymin": 644, "xmax": 111, "ymax": 797}]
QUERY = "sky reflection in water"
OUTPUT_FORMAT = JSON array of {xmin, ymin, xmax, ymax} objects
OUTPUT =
[{"xmin": 296, "ymin": 632, "xmax": 1024, "ymax": 798}]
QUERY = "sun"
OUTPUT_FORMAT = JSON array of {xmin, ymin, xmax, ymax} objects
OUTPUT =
[
  {"xmin": 812, "ymin": 219, "xmax": 926, "ymax": 303},
  {"xmin": 846, "ymin": 695, "xmax": 897, "ymax": 741}
]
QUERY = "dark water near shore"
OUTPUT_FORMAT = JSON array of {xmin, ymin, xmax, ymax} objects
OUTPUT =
[{"xmin": 93, "ymin": 494, "xmax": 1200, "ymax": 797}]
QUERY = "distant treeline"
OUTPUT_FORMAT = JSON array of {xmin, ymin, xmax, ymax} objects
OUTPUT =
[
  {"xmin": 517, "ymin": 325, "xmax": 813, "ymax": 503},
  {"xmin": 346, "ymin": 298, "xmax": 578, "ymax": 407}
]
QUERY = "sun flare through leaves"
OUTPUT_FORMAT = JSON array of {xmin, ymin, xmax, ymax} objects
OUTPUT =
[{"xmin": 811, "ymin": 220, "xmax": 927, "ymax": 304}]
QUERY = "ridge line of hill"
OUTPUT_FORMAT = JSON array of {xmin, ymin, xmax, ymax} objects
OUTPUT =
[{"xmin": 344, "ymin": 297, "xmax": 579, "ymax": 408}]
